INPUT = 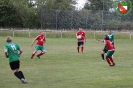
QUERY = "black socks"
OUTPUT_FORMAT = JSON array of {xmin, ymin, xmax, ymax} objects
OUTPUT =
[
  {"xmin": 14, "ymin": 71, "xmax": 25, "ymax": 80},
  {"xmin": 101, "ymin": 54, "xmax": 104, "ymax": 60},
  {"xmin": 14, "ymin": 72, "xmax": 21, "ymax": 79},
  {"xmin": 18, "ymin": 71, "xmax": 25, "ymax": 79}
]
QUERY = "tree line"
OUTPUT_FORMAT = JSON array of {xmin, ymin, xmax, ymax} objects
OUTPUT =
[
  {"xmin": 0, "ymin": 0, "xmax": 133, "ymax": 30},
  {"xmin": 0, "ymin": 0, "xmax": 76, "ymax": 28}
]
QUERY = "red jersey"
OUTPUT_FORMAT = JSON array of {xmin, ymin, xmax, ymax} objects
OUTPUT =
[
  {"xmin": 36, "ymin": 35, "xmax": 45, "ymax": 46},
  {"xmin": 76, "ymin": 31, "xmax": 85, "ymax": 42},
  {"xmin": 104, "ymin": 40, "xmax": 115, "ymax": 51}
]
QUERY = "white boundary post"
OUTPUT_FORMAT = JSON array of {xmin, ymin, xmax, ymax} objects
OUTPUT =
[
  {"xmin": 94, "ymin": 30, "xmax": 96, "ymax": 39},
  {"xmin": 13, "ymin": 30, "xmax": 14, "ymax": 37},
  {"xmin": 130, "ymin": 32, "xmax": 132, "ymax": 40},
  {"xmin": 61, "ymin": 30, "xmax": 63, "ymax": 38},
  {"xmin": 29, "ymin": 29, "xmax": 30, "ymax": 37},
  {"xmin": 45, "ymin": 30, "xmax": 46, "ymax": 38}
]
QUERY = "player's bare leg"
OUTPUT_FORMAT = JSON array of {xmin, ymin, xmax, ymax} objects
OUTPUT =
[
  {"xmin": 77, "ymin": 46, "xmax": 80, "ymax": 53},
  {"xmin": 31, "ymin": 50, "xmax": 38, "ymax": 59},
  {"xmin": 37, "ymin": 50, "xmax": 46, "ymax": 59},
  {"xmin": 112, "ymin": 55, "xmax": 114, "ymax": 59},
  {"xmin": 81, "ymin": 45, "xmax": 84, "ymax": 53}
]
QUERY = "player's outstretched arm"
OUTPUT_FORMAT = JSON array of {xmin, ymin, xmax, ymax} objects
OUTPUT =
[
  {"xmin": 96, "ymin": 39, "xmax": 103, "ymax": 42},
  {"xmin": 30, "ymin": 38, "xmax": 37, "ymax": 46},
  {"xmin": 96, "ymin": 39, "xmax": 103, "ymax": 43}
]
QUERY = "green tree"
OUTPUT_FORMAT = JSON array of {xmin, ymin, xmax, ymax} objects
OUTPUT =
[
  {"xmin": 44, "ymin": 0, "xmax": 76, "ymax": 10},
  {"xmin": 10, "ymin": 0, "xmax": 39, "ymax": 28},
  {"xmin": 0, "ymin": 0, "xmax": 22, "ymax": 27},
  {"xmin": 0, "ymin": 0, "xmax": 77, "ymax": 28},
  {"xmin": 38, "ymin": 0, "xmax": 77, "ymax": 29},
  {"xmin": 84, "ymin": 0, "xmax": 113, "ymax": 10},
  {"xmin": 0, "ymin": 0, "xmax": 39, "ymax": 28},
  {"xmin": 35, "ymin": 0, "xmax": 76, "ymax": 10}
]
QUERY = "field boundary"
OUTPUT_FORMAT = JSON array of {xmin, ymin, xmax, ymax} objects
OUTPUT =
[{"xmin": 0, "ymin": 29, "xmax": 132, "ymax": 39}]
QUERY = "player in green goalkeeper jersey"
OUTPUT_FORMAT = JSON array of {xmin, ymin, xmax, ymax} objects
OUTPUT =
[
  {"xmin": 4, "ymin": 36, "xmax": 27, "ymax": 84},
  {"xmin": 108, "ymin": 30, "xmax": 114, "ymax": 44}
]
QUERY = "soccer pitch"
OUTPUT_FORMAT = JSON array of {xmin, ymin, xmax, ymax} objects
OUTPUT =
[{"xmin": 0, "ymin": 37, "xmax": 133, "ymax": 88}]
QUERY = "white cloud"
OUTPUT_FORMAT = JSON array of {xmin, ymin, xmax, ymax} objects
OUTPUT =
[{"xmin": 76, "ymin": 0, "xmax": 87, "ymax": 10}]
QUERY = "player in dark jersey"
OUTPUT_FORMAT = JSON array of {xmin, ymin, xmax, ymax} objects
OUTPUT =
[
  {"xmin": 4, "ymin": 36, "xmax": 27, "ymax": 83},
  {"xmin": 30, "ymin": 31, "xmax": 46, "ymax": 59},
  {"xmin": 76, "ymin": 28, "xmax": 86, "ymax": 53},
  {"xmin": 104, "ymin": 35, "xmax": 115, "ymax": 67},
  {"xmin": 96, "ymin": 39, "xmax": 108, "ymax": 61}
]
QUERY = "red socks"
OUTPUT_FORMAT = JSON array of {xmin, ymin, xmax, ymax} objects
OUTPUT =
[
  {"xmin": 38, "ymin": 52, "xmax": 43, "ymax": 57},
  {"xmin": 106, "ymin": 58, "xmax": 111, "ymax": 65},
  {"xmin": 31, "ymin": 54, "xmax": 35, "ymax": 59},
  {"xmin": 106, "ymin": 57, "xmax": 115, "ymax": 66},
  {"xmin": 77, "ymin": 46, "xmax": 84, "ymax": 53},
  {"xmin": 31, "ymin": 52, "xmax": 44, "ymax": 59},
  {"xmin": 81, "ymin": 46, "xmax": 84, "ymax": 53},
  {"xmin": 110, "ymin": 57, "xmax": 114, "ymax": 63}
]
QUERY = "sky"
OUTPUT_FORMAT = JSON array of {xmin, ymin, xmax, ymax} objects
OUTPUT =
[
  {"xmin": 76, "ymin": 0, "xmax": 87, "ymax": 10},
  {"xmin": 30, "ymin": 0, "xmax": 87, "ymax": 10}
]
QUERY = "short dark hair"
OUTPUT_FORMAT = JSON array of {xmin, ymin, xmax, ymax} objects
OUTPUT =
[
  {"xmin": 104, "ymin": 35, "xmax": 109, "ymax": 40},
  {"xmin": 6, "ymin": 36, "xmax": 12, "ymax": 43}
]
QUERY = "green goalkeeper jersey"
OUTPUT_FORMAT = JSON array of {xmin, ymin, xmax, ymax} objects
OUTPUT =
[
  {"xmin": 108, "ymin": 33, "xmax": 114, "ymax": 42},
  {"xmin": 4, "ymin": 42, "xmax": 20, "ymax": 62}
]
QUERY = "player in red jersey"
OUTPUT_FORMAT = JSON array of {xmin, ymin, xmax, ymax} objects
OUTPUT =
[
  {"xmin": 30, "ymin": 31, "xmax": 46, "ymax": 59},
  {"xmin": 76, "ymin": 28, "xmax": 86, "ymax": 53},
  {"xmin": 96, "ymin": 30, "xmax": 114, "ymax": 61},
  {"xmin": 104, "ymin": 35, "xmax": 115, "ymax": 67}
]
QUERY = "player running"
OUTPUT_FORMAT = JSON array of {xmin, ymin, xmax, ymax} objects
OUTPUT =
[
  {"xmin": 30, "ymin": 30, "xmax": 46, "ymax": 59},
  {"xmin": 97, "ymin": 30, "xmax": 114, "ymax": 61},
  {"xmin": 104, "ymin": 35, "xmax": 115, "ymax": 67},
  {"xmin": 76, "ymin": 28, "xmax": 86, "ymax": 53},
  {"xmin": 4, "ymin": 36, "xmax": 27, "ymax": 83}
]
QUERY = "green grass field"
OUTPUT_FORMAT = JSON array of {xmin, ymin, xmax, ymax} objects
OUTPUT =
[{"xmin": 0, "ymin": 37, "xmax": 133, "ymax": 88}]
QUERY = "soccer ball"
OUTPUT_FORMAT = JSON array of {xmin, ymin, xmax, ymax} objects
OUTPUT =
[{"xmin": 77, "ymin": 35, "xmax": 82, "ymax": 39}]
